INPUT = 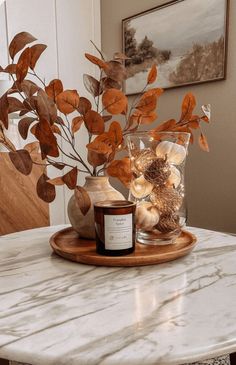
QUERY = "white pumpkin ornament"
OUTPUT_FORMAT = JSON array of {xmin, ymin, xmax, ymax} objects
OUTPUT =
[
  {"xmin": 155, "ymin": 141, "xmax": 186, "ymax": 165},
  {"xmin": 130, "ymin": 175, "xmax": 153, "ymax": 199},
  {"xmin": 135, "ymin": 202, "xmax": 160, "ymax": 231},
  {"xmin": 167, "ymin": 165, "xmax": 181, "ymax": 188}
]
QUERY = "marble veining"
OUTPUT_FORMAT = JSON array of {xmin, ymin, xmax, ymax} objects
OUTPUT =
[{"xmin": 0, "ymin": 225, "xmax": 236, "ymax": 365}]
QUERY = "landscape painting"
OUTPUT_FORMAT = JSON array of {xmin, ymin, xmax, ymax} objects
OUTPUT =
[{"xmin": 123, "ymin": 0, "xmax": 228, "ymax": 94}]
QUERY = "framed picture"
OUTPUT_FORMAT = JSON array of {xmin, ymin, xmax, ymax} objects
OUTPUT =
[{"xmin": 122, "ymin": 0, "xmax": 229, "ymax": 95}]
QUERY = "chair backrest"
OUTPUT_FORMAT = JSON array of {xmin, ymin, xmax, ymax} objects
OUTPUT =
[{"xmin": 0, "ymin": 152, "xmax": 49, "ymax": 235}]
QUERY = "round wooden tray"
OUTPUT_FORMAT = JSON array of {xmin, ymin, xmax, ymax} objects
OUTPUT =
[{"xmin": 50, "ymin": 227, "xmax": 197, "ymax": 267}]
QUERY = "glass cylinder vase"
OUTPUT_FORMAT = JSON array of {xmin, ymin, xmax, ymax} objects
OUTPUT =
[{"xmin": 126, "ymin": 131, "xmax": 190, "ymax": 245}]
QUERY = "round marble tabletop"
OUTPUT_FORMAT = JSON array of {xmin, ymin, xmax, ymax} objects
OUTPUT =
[{"xmin": 0, "ymin": 225, "xmax": 236, "ymax": 365}]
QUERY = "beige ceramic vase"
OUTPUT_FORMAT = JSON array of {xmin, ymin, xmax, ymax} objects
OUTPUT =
[{"xmin": 67, "ymin": 176, "xmax": 124, "ymax": 239}]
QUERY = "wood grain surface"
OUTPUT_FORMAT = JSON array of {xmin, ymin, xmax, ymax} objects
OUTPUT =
[
  {"xmin": 50, "ymin": 227, "xmax": 197, "ymax": 267},
  {"xmin": 0, "ymin": 153, "xmax": 49, "ymax": 235}
]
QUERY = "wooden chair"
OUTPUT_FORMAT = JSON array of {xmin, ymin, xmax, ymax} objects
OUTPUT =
[{"xmin": 0, "ymin": 152, "xmax": 49, "ymax": 235}]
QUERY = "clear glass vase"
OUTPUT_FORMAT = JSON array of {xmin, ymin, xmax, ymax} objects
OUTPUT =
[{"xmin": 126, "ymin": 131, "xmax": 190, "ymax": 245}]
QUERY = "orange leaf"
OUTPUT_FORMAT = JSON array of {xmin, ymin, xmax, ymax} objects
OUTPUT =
[
  {"xmin": 24, "ymin": 95, "xmax": 38, "ymax": 111},
  {"xmin": 37, "ymin": 173, "xmax": 56, "ymax": 203},
  {"xmin": 180, "ymin": 93, "xmax": 196, "ymax": 122},
  {"xmin": 24, "ymin": 141, "xmax": 40, "ymax": 154},
  {"xmin": 55, "ymin": 116, "xmax": 65, "ymax": 126},
  {"xmin": 45, "ymin": 79, "xmax": 63, "ymax": 101},
  {"xmin": 188, "ymin": 120, "xmax": 200, "ymax": 129},
  {"xmin": 78, "ymin": 97, "xmax": 92, "ymax": 116},
  {"xmin": 102, "ymin": 115, "xmax": 112, "ymax": 123},
  {"xmin": 74, "ymin": 186, "xmax": 91, "ymax": 216},
  {"xmin": 0, "ymin": 92, "xmax": 9, "ymax": 128},
  {"xmin": 35, "ymin": 118, "xmax": 59, "ymax": 159},
  {"xmin": 30, "ymin": 44, "xmax": 47, "ymax": 69},
  {"xmin": 176, "ymin": 127, "xmax": 193, "ymax": 145},
  {"xmin": 201, "ymin": 115, "xmax": 210, "ymax": 123},
  {"xmin": 9, "ymin": 149, "xmax": 32, "ymax": 176},
  {"xmin": 86, "ymin": 133, "xmax": 114, "ymax": 154},
  {"xmin": 56, "ymin": 90, "xmax": 80, "ymax": 114},
  {"xmin": 141, "ymin": 88, "xmax": 163, "ymax": 100},
  {"xmin": 147, "ymin": 64, "xmax": 157, "ymax": 84},
  {"xmin": 9, "ymin": 32, "xmax": 37, "ymax": 59},
  {"xmin": 51, "ymin": 124, "xmax": 61, "ymax": 135},
  {"xmin": 85, "ymin": 53, "xmax": 108, "ymax": 70},
  {"xmin": 108, "ymin": 121, "xmax": 123, "ymax": 146},
  {"xmin": 21, "ymin": 80, "xmax": 40, "ymax": 97},
  {"xmin": 84, "ymin": 110, "xmax": 105, "ymax": 135},
  {"xmin": 36, "ymin": 89, "xmax": 57, "ymax": 124},
  {"xmin": 107, "ymin": 157, "xmax": 132, "ymax": 187},
  {"xmin": 190, "ymin": 114, "xmax": 200, "ymax": 121},
  {"xmin": 18, "ymin": 117, "xmax": 37, "ymax": 139},
  {"xmin": 62, "ymin": 167, "xmax": 78, "ymax": 189},
  {"xmin": 136, "ymin": 94, "xmax": 157, "ymax": 113},
  {"xmin": 71, "ymin": 116, "xmax": 83, "ymax": 135},
  {"xmin": 3, "ymin": 64, "xmax": 17, "ymax": 74},
  {"xmin": 47, "ymin": 176, "xmax": 64, "ymax": 186},
  {"xmin": 151, "ymin": 119, "xmax": 177, "ymax": 134},
  {"xmin": 130, "ymin": 110, "xmax": 157, "ymax": 125},
  {"xmin": 104, "ymin": 61, "xmax": 127, "ymax": 82},
  {"xmin": 87, "ymin": 150, "xmax": 109, "ymax": 167},
  {"xmin": 83, "ymin": 74, "xmax": 101, "ymax": 97},
  {"xmin": 190, "ymin": 133, "xmax": 194, "ymax": 144},
  {"xmin": 7, "ymin": 97, "xmax": 25, "ymax": 113},
  {"xmin": 102, "ymin": 88, "xmax": 127, "ymax": 115},
  {"xmin": 30, "ymin": 124, "xmax": 37, "ymax": 136},
  {"xmin": 19, "ymin": 108, "xmax": 30, "ymax": 117},
  {"xmin": 86, "ymin": 133, "xmax": 115, "ymax": 167},
  {"xmin": 88, "ymin": 150, "xmax": 109, "ymax": 167},
  {"xmin": 199, "ymin": 133, "xmax": 209, "ymax": 152},
  {"xmin": 48, "ymin": 161, "xmax": 65, "ymax": 170},
  {"xmin": 101, "ymin": 77, "xmax": 121, "ymax": 91},
  {"xmin": 16, "ymin": 47, "xmax": 31, "ymax": 83},
  {"xmin": 173, "ymin": 125, "xmax": 191, "ymax": 133}
]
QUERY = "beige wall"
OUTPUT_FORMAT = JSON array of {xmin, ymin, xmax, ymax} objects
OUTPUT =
[{"xmin": 101, "ymin": 0, "xmax": 236, "ymax": 233}]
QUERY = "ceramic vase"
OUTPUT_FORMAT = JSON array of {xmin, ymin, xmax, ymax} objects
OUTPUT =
[{"xmin": 68, "ymin": 176, "xmax": 124, "ymax": 239}]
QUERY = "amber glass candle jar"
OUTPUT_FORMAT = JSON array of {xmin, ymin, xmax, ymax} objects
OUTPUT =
[{"xmin": 94, "ymin": 200, "xmax": 136, "ymax": 256}]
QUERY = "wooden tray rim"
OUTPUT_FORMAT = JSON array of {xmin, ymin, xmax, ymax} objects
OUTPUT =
[{"xmin": 49, "ymin": 227, "xmax": 197, "ymax": 267}]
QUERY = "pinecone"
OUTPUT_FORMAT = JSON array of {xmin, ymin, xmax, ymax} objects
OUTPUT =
[
  {"xmin": 144, "ymin": 157, "xmax": 170, "ymax": 185},
  {"xmin": 150, "ymin": 185, "xmax": 182, "ymax": 215},
  {"xmin": 155, "ymin": 213, "xmax": 180, "ymax": 233},
  {"xmin": 133, "ymin": 149, "xmax": 157, "ymax": 173}
]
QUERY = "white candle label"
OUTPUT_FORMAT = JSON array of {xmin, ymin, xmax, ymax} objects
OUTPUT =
[{"xmin": 104, "ymin": 214, "xmax": 133, "ymax": 250}]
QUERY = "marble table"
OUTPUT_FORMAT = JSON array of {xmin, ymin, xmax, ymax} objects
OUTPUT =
[{"xmin": 0, "ymin": 225, "xmax": 236, "ymax": 365}]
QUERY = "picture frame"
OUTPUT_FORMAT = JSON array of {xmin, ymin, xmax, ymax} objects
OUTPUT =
[{"xmin": 122, "ymin": 0, "xmax": 229, "ymax": 95}]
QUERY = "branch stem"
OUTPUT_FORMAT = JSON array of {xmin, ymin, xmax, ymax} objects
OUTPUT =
[
  {"xmin": 10, "ymin": 75, "xmax": 39, "ymax": 118},
  {"xmin": 95, "ymin": 69, "xmax": 103, "ymax": 113},
  {"xmin": 127, "ymin": 83, "xmax": 147, "ymax": 122},
  {"xmin": 28, "ymin": 70, "xmax": 46, "ymax": 87}
]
